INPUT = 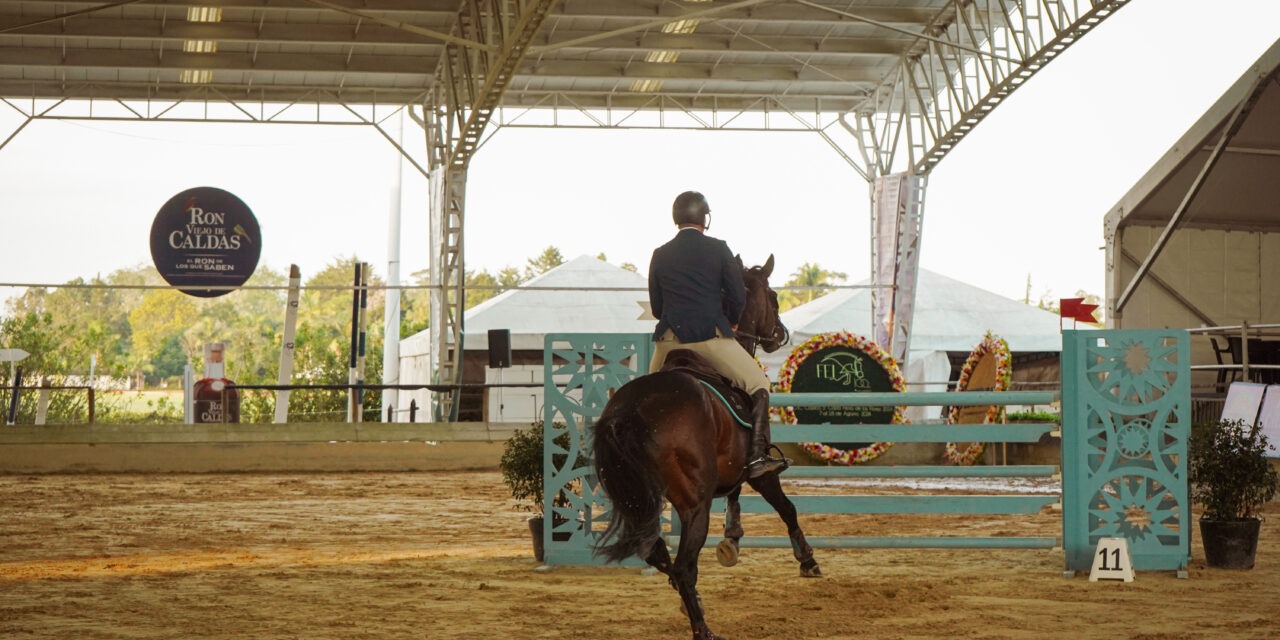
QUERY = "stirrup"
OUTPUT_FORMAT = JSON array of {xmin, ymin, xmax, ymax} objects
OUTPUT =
[{"xmin": 747, "ymin": 453, "xmax": 790, "ymax": 478}]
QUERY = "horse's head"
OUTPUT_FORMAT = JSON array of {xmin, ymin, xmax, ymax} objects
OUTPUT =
[{"xmin": 734, "ymin": 254, "xmax": 789, "ymax": 355}]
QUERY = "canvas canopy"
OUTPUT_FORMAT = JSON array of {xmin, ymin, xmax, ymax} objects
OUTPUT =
[
  {"xmin": 459, "ymin": 255, "xmax": 651, "ymax": 350},
  {"xmin": 1104, "ymin": 37, "xmax": 1280, "ymax": 331},
  {"xmin": 766, "ymin": 268, "xmax": 1066, "ymax": 367}
]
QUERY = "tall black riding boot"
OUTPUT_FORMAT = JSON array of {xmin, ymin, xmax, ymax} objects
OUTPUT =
[{"xmin": 747, "ymin": 390, "xmax": 789, "ymax": 478}]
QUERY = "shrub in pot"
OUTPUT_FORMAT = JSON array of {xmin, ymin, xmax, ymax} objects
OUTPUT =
[
  {"xmin": 1188, "ymin": 419, "xmax": 1279, "ymax": 569},
  {"xmin": 499, "ymin": 421, "xmax": 580, "ymax": 561}
]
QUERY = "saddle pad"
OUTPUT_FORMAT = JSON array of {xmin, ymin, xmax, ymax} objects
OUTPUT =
[{"xmin": 660, "ymin": 348, "xmax": 754, "ymax": 429}]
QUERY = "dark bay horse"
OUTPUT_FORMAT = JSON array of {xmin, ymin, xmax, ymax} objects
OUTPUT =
[{"xmin": 592, "ymin": 255, "xmax": 822, "ymax": 640}]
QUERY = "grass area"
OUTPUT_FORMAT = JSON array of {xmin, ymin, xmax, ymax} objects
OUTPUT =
[{"xmin": 101, "ymin": 389, "xmax": 184, "ymax": 412}]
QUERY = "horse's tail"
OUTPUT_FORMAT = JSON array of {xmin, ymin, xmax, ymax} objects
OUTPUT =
[{"xmin": 592, "ymin": 400, "xmax": 666, "ymax": 563}]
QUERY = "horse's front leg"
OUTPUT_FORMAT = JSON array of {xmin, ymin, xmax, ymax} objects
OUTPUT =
[
  {"xmin": 716, "ymin": 486, "xmax": 743, "ymax": 567},
  {"xmin": 747, "ymin": 473, "xmax": 822, "ymax": 578}
]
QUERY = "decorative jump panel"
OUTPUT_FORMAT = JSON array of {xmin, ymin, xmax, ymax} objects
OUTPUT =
[
  {"xmin": 542, "ymin": 333, "xmax": 652, "ymax": 565},
  {"xmin": 1061, "ymin": 329, "xmax": 1190, "ymax": 573}
]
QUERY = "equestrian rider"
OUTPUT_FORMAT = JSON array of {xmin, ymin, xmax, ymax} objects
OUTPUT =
[{"xmin": 647, "ymin": 191, "xmax": 789, "ymax": 478}]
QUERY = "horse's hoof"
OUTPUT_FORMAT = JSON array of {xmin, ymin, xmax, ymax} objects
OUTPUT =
[
  {"xmin": 715, "ymin": 539, "xmax": 740, "ymax": 567},
  {"xmin": 692, "ymin": 624, "xmax": 724, "ymax": 640},
  {"xmin": 800, "ymin": 563, "xmax": 823, "ymax": 578}
]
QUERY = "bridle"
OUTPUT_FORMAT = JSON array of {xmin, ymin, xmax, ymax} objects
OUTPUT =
[
  {"xmin": 734, "ymin": 324, "xmax": 790, "ymax": 354},
  {"xmin": 736, "ymin": 279, "xmax": 790, "ymax": 354}
]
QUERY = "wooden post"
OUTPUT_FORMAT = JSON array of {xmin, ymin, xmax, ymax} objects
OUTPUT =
[
  {"xmin": 275, "ymin": 264, "xmax": 302, "ymax": 423},
  {"xmin": 35, "ymin": 377, "xmax": 50, "ymax": 425}
]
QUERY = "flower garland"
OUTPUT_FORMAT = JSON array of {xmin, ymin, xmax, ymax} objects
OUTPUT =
[
  {"xmin": 943, "ymin": 331, "xmax": 1013, "ymax": 466},
  {"xmin": 775, "ymin": 331, "xmax": 906, "ymax": 465}
]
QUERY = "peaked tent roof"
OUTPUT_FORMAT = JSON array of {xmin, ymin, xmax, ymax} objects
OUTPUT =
[
  {"xmin": 1104, "ymin": 37, "xmax": 1280, "ymax": 235},
  {"xmin": 455, "ymin": 254, "xmax": 650, "ymax": 350},
  {"xmin": 1101, "ymin": 37, "xmax": 1280, "ymax": 328},
  {"xmin": 777, "ymin": 269, "xmax": 1067, "ymax": 356}
]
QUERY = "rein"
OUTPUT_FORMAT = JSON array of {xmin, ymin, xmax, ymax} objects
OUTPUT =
[{"xmin": 734, "ymin": 324, "xmax": 789, "ymax": 353}]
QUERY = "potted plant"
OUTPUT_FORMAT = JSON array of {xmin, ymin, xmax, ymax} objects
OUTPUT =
[
  {"xmin": 499, "ymin": 421, "xmax": 579, "ymax": 561},
  {"xmin": 1188, "ymin": 419, "xmax": 1279, "ymax": 569}
]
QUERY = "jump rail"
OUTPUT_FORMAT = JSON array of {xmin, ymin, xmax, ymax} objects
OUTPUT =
[{"xmin": 673, "ymin": 390, "xmax": 1063, "ymax": 551}]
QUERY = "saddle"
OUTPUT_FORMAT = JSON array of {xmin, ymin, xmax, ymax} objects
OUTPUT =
[{"xmin": 659, "ymin": 349, "xmax": 755, "ymax": 428}]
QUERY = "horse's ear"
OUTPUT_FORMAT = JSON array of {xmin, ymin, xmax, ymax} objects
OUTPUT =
[
  {"xmin": 762, "ymin": 254, "xmax": 775, "ymax": 278},
  {"xmin": 735, "ymin": 254, "xmax": 744, "ymax": 269}
]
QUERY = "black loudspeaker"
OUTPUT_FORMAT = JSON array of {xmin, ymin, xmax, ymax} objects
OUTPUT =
[{"xmin": 488, "ymin": 329, "xmax": 512, "ymax": 369}]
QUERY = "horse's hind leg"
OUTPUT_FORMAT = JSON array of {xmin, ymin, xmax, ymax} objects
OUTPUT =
[
  {"xmin": 716, "ymin": 487, "xmax": 743, "ymax": 567},
  {"xmin": 671, "ymin": 505, "xmax": 722, "ymax": 640},
  {"xmin": 747, "ymin": 473, "xmax": 822, "ymax": 578}
]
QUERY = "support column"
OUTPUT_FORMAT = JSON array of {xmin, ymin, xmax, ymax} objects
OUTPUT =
[
  {"xmin": 425, "ymin": 161, "xmax": 468, "ymax": 421},
  {"xmin": 422, "ymin": 0, "xmax": 558, "ymax": 421}
]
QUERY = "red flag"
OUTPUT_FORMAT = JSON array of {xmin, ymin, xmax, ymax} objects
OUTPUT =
[{"xmin": 1060, "ymin": 298, "xmax": 1098, "ymax": 323}]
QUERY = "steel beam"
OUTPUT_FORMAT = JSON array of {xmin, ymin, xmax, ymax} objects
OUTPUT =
[
  {"xmin": 424, "ymin": 0, "xmax": 557, "ymax": 420},
  {"xmin": 847, "ymin": 0, "xmax": 1132, "ymax": 178}
]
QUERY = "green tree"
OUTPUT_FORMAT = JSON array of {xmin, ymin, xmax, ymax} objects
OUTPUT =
[
  {"xmin": 497, "ymin": 266, "xmax": 524, "ymax": 289},
  {"xmin": 4, "ymin": 266, "xmax": 157, "ymax": 378},
  {"xmin": 597, "ymin": 252, "xmax": 637, "ymax": 272},
  {"xmin": 201, "ymin": 266, "xmax": 288, "ymax": 383},
  {"xmin": 400, "ymin": 268, "xmax": 431, "ymax": 336},
  {"xmin": 779, "ymin": 262, "xmax": 847, "ymax": 311},
  {"xmin": 466, "ymin": 269, "xmax": 501, "ymax": 308},
  {"xmin": 0, "ymin": 311, "xmax": 101, "ymax": 423},
  {"xmin": 525, "ymin": 246, "xmax": 564, "ymax": 279},
  {"xmin": 245, "ymin": 257, "xmax": 384, "ymax": 422},
  {"xmin": 128, "ymin": 288, "xmax": 200, "ymax": 378}
]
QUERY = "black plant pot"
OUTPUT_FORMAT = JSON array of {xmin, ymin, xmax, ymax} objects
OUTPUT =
[
  {"xmin": 1199, "ymin": 518, "xmax": 1262, "ymax": 569},
  {"xmin": 527, "ymin": 516, "xmax": 574, "ymax": 562}
]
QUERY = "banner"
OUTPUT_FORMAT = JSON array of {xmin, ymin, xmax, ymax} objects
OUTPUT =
[{"xmin": 871, "ymin": 173, "xmax": 924, "ymax": 368}]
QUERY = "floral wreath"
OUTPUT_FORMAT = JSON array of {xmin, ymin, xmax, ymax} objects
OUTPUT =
[
  {"xmin": 775, "ymin": 331, "xmax": 906, "ymax": 465},
  {"xmin": 943, "ymin": 331, "xmax": 1012, "ymax": 465}
]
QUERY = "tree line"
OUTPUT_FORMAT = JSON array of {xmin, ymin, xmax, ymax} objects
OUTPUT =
[{"xmin": 0, "ymin": 247, "xmax": 851, "ymax": 423}]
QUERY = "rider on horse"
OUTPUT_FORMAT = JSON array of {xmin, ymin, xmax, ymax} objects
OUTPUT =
[{"xmin": 647, "ymin": 190, "xmax": 789, "ymax": 478}]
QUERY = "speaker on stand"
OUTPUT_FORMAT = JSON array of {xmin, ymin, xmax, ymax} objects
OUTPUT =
[{"xmin": 488, "ymin": 329, "xmax": 511, "ymax": 423}]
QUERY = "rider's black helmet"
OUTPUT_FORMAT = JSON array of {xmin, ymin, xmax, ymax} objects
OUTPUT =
[{"xmin": 672, "ymin": 191, "xmax": 710, "ymax": 228}]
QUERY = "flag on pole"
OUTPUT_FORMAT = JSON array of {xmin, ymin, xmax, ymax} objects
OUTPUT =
[{"xmin": 1060, "ymin": 298, "xmax": 1099, "ymax": 324}]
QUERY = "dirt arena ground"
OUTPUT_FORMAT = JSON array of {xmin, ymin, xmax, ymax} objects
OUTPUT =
[{"xmin": 2, "ymin": 471, "xmax": 1277, "ymax": 640}]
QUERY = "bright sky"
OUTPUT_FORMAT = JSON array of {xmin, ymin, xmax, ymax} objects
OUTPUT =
[{"xmin": 1, "ymin": 0, "xmax": 1277, "ymax": 309}]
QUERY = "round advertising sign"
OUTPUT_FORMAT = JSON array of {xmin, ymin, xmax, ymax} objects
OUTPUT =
[
  {"xmin": 149, "ymin": 187, "xmax": 261, "ymax": 298},
  {"xmin": 777, "ymin": 332, "xmax": 905, "ymax": 465}
]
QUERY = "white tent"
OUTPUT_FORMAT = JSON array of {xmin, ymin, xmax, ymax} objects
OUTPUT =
[
  {"xmin": 770, "ymin": 269, "xmax": 1066, "ymax": 360},
  {"xmin": 1103, "ymin": 38, "xmax": 1280, "ymax": 393},
  {"xmin": 1105, "ymin": 37, "xmax": 1280, "ymax": 332},
  {"xmin": 460, "ymin": 254, "xmax": 650, "ymax": 350},
  {"xmin": 399, "ymin": 255, "xmax": 650, "ymax": 422},
  {"xmin": 400, "ymin": 260, "xmax": 1068, "ymax": 422},
  {"xmin": 764, "ymin": 269, "xmax": 1068, "ymax": 421}
]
